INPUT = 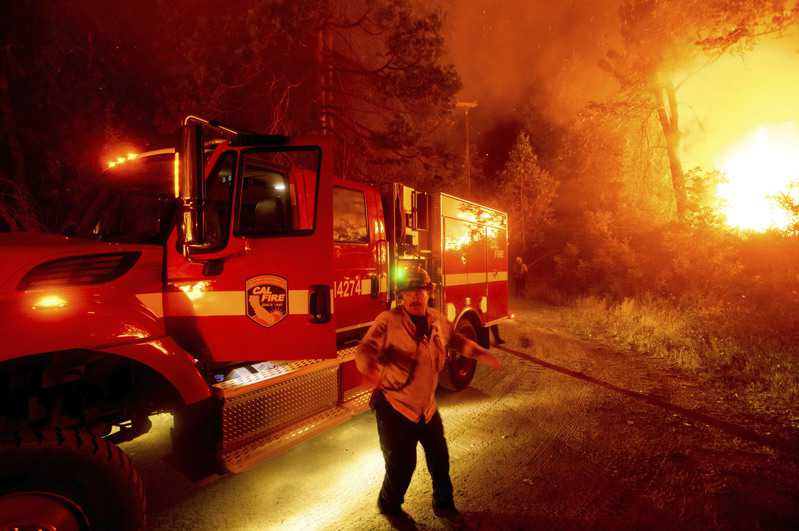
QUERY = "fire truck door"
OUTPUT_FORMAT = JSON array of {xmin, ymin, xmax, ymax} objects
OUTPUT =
[
  {"xmin": 166, "ymin": 142, "xmax": 335, "ymax": 362},
  {"xmin": 332, "ymin": 185, "xmax": 387, "ymax": 334}
]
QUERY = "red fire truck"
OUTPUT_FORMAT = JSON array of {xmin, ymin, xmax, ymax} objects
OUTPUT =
[{"xmin": 0, "ymin": 116, "xmax": 508, "ymax": 530}]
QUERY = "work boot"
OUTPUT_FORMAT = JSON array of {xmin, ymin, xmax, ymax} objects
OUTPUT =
[
  {"xmin": 378, "ymin": 499, "xmax": 416, "ymax": 530},
  {"xmin": 378, "ymin": 497, "xmax": 403, "ymax": 515},
  {"xmin": 433, "ymin": 502, "xmax": 463, "ymax": 522}
]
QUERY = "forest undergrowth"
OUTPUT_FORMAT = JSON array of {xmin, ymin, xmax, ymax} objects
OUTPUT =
[{"xmin": 560, "ymin": 294, "xmax": 799, "ymax": 426}]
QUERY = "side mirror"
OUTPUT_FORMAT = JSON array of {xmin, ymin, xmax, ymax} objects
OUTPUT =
[
  {"xmin": 178, "ymin": 119, "xmax": 205, "ymax": 250},
  {"xmin": 412, "ymin": 191, "xmax": 430, "ymax": 230}
]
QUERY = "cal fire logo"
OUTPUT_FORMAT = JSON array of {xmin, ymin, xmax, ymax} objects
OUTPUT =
[{"xmin": 246, "ymin": 275, "xmax": 288, "ymax": 327}]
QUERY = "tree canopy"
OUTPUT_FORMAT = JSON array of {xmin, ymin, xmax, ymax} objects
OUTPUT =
[
  {"xmin": 497, "ymin": 131, "xmax": 558, "ymax": 257},
  {"xmin": 0, "ymin": 0, "xmax": 461, "ymax": 229}
]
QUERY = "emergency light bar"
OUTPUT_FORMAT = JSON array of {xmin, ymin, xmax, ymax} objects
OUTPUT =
[{"xmin": 105, "ymin": 148, "xmax": 175, "ymax": 170}]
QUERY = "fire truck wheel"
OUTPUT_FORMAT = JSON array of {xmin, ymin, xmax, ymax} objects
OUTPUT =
[
  {"xmin": 0, "ymin": 428, "xmax": 146, "ymax": 531},
  {"xmin": 439, "ymin": 318, "xmax": 479, "ymax": 391}
]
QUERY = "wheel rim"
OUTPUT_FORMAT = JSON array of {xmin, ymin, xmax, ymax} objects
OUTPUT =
[{"xmin": 0, "ymin": 492, "xmax": 89, "ymax": 531}]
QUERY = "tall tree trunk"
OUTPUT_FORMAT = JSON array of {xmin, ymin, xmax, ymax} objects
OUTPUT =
[
  {"xmin": 655, "ymin": 82, "xmax": 687, "ymax": 221},
  {"xmin": 520, "ymin": 172, "xmax": 527, "ymax": 255},
  {"xmin": 316, "ymin": 0, "xmax": 334, "ymax": 136}
]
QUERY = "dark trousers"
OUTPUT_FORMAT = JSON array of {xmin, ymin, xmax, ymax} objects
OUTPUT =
[
  {"xmin": 514, "ymin": 277, "xmax": 526, "ymax": 296},
  {"xmin": 374, "ymin": 392, "xmax": 454, "ymax": 510}
]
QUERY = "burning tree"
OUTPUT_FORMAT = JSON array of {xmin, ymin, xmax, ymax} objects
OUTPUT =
[
  {"xmin": 777, "ymin": 182, "xmax": 799, "ymax": 237},
  {"xmin": 598, "ymin": 0, "xmax": 798, "ymax": 222}
]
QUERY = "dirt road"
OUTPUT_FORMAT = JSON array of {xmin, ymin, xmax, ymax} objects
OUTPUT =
[{"xmin": 125, "ymin": 301, "xmax": 799, "ymax": 530}]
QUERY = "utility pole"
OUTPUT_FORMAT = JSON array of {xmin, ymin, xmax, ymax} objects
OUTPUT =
[
  {"xmin": 318, "ymin": 27, "xmax": 334, "ymax": 136},
  {"xmin": 318, "ymin": 1, "xmax": 334, "ymax": 136},
  {"xmin": 456, "ymin": 100, "xmax": 477, "ymax": 194},
  {"xmin": 520, "ymin": 164, "xmax": 526, "ymax": 255}
]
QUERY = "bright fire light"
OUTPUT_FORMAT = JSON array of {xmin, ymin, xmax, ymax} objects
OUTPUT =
[
  {"xmin": 677, "ymin": 32, "xmax": 799, "ymax": 233},
  {"xmin": 717, "ymin": 124, "xmax": 799, "ymax": 232}
]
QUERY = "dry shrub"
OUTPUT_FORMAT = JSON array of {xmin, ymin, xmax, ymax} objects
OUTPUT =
[
  {"xmin": 563, "ymin": 293, "xmax": 799, "ymax": 415},
  {"xmin": 563, "ymin": 296, "xmax": 700, "ymax": 369}
]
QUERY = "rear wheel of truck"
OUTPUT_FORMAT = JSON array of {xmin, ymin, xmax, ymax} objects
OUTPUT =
[
  {"xmin": 439, "ymin": 318, "xmax": 479, "ymax": 391},
  {"xmin": 0, "ymin": 428, "xmax": 146, "ymax": 531}
]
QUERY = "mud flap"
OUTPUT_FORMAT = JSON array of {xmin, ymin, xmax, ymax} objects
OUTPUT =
[{"xmin": 170, "ymin": 398, "xmax": 225, "ymax": 480}]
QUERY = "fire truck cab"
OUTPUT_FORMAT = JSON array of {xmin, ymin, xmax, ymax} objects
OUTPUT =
[{"xmin": 0, "ymin": 116, "xmax": 508, "ymax": 530}]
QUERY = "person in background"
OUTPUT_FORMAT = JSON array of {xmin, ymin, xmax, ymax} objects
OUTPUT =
[
  {"xmin": 513, "ymin": 256, "xmax": 528, "ymax": 297},
  {"xmin": 355, "ymin": 266, "xmax": 501, "ymax": 523}
]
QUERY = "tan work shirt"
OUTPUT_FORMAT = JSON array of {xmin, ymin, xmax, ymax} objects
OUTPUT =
[{"xmin": 356, "ymin": 306, "xmax": 471, "ymax": 423}]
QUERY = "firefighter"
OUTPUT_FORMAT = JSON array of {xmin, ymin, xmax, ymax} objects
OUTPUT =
[
  {"xmin": 355, "ymin": 266, "xmax": 501, "ymax": 522},
  {"xmin": 513, "ymin": 256, "xmax": 529, "ymax": 297}
]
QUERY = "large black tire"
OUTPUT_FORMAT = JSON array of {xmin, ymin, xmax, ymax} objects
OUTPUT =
[
  {"xmin": 0, "ymin": 429, "xmax": 146, "ymax": 531},
  {"xmin": 439, "ymin": 318, "xmax": 479, "ymax": 391}
]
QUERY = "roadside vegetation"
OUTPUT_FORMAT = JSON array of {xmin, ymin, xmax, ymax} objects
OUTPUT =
[
  {"xmin": 561, "ymin": 292, "xmax": 799, "ymax": 420},
  {"xmin": 491, "ymin": 106, "xmax": 799, "ymax": 423},
  {"xmin": 505, "ymin": 120, "xmax": 799, "ymax": 423},
  {"xmin": 532, "ymin": 192, "xmax": 799, "ymax": 418},
  {"xmin": 529, "ymin": 179, "xmax": 799, "ymax": 420}
]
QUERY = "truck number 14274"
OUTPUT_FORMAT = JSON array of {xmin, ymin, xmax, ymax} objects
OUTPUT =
[{"xmin": 334, "ymin": 277, "xmax": 362, "ymax": 298}]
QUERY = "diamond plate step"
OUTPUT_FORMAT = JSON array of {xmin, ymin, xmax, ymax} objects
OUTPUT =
[
  {"xmin": 342, "ymin": 384, "xmax": 373, "ymax": 415},
  {"xmin": 213, "ymin": 358, "xmax": 340, "ymax": 399},
  {"xmin": 221, "ymin": 405, "xmax": 353, "ymax": 473},
  {"xmin": 213, "ymin": 346, "xmax": 368, "ymax": 473},
  {"xmin": 212, "ymin": 346, "xmax": 359, "ymax": 399}
]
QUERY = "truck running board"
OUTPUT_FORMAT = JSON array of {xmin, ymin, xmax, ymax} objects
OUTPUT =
[{"xmin": 212, "ymin": 347, "xmax": 371, "ymax": 473}]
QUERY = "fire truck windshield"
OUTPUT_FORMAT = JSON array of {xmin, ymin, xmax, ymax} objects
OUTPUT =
[{"xmin": 67, "ymin": 153, "xmax": 177, "ymax": 244}]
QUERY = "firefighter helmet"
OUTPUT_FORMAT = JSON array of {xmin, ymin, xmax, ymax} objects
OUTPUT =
[{"xmin": 396, "ymin": 266, "xmax": 434, "ymax": 292}]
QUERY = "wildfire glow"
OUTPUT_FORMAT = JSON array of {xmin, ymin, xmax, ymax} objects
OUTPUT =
[
  {"xmin": 677, "ymin": 32, "xmax": 799, "ymax": 233},
  {"xmin": 717, "ymin": 124, "xmax": 799, "ymax": 231}
]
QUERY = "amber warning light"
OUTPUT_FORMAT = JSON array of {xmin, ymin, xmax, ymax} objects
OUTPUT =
[
  {"xmin": 107, "ymin": 152, "xmax": 139, "ymax": 169},
  {"xmin": 33, "ymin": 294, "xmax": 67, "ymax": 310}
]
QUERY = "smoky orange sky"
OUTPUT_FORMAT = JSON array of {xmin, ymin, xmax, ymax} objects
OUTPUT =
[{"xmin": 443, "ymin": 0, "xmax": 622, "ymax": 125}]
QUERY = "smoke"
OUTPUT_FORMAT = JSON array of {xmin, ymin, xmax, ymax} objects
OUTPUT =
[{"xmin": 442, "ymin": 0, "xmax": 623, "ymax": 126}]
